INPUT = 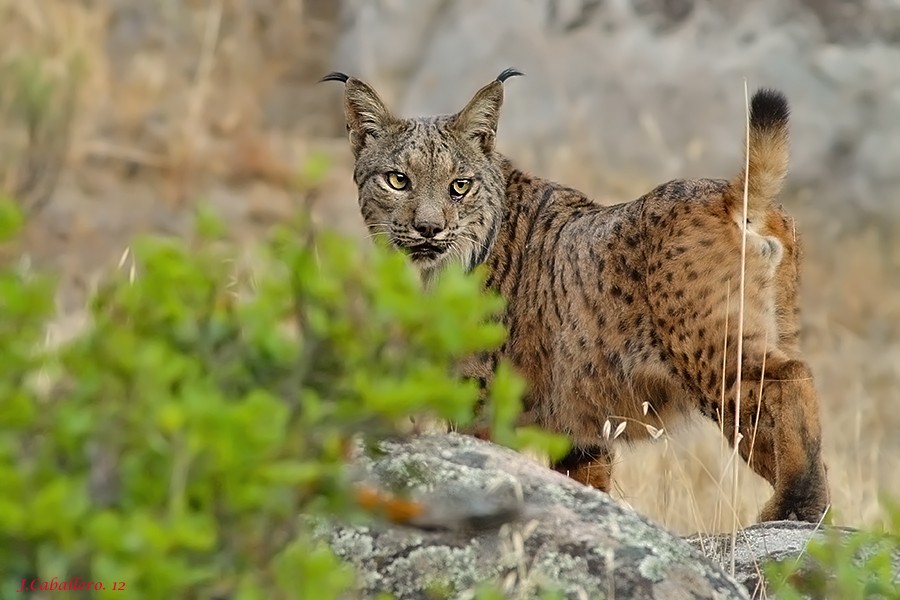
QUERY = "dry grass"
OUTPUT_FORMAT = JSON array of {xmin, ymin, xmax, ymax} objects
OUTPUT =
[
  {"xmin": 1, "ymin": 0, "xmax": 341, "ymax": 196},
  {"xmin": 4, "ymin": 0, "xmax": 899, "ymax": 541}
]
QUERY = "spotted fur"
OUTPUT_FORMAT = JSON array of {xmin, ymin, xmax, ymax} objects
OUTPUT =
[{"xmin": 324, "ymin": 69, "xmax": 830, "ymax": 523}]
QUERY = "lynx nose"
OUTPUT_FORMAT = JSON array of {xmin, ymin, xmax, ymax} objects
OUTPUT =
[
  {"xmin": 414, "ymin": 205, "xmax": 446, "ymax": 239},
  {"xmin": 414, "ymin": 219, "xmax": 445, "ymax": 239},
  {"xmin": 412, "ymin": 200, "xmax": 447, "ymax": 240}
]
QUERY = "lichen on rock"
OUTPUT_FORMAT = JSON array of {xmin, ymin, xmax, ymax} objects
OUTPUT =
[{"xmin": 316, "ymin": 432, "xmax": 751, "ymax": 599}]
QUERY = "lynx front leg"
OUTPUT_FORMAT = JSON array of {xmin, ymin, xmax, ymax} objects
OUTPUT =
[
  {"xmin": 452, "ymin": 352, "xmax": 554, "ymax": 445},
  {"xmin": 552, "ymin": 444, "xmax": 615, "ymax": 492},
  {"xmin": 454, "ymin": 396, "xmax": 538, "ymax": 440},
  {"xmin": 719, "ymin": 357, "xmax": 830, "ymax": 523}
]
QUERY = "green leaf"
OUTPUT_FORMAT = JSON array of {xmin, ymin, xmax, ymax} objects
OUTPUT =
[
  {"xmin": 194, "ymin": 202, "xmax": 229, "ymax": 240},
  {"xmin": 0, "ymin": 195, "xmax": 24, "ymax": 242},
  {"xmin": 86, "ymin": 512, "xmax": 123, "ymax": 553},
  {"xmin": 296, "ymin": 151, "xmax": 332, "ymax": 190},
  {"xmin": 274, "ymin": 536, "xmax": 355, "ymax": 600}
]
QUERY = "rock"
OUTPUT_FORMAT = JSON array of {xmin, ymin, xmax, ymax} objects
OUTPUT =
[
  {"xmin": 686, "ymin": 521, "xmax": 900, "ymax": 599},
  {"xmin": 314, "ymin": 432, "xmax": 751, "ymax": 599},
  {"xmin": 334, "ymin": 0, "xmax": 900, "ymax": 232},
  {"xmin": 316, "ymin": 433, "xmax": 900, "ymax": 599},
  {"xmin": 686, "ymin": 522, "xmax": 827, "ymax": 598}
]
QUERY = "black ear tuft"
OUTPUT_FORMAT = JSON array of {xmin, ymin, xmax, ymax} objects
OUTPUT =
[
  {"xmin": 320, "ymin": 72, "xmax": 351, "ymax": 84},
  {"xmin": 496, "ymin": 68, "xmax": 524, "ymax": 83}
]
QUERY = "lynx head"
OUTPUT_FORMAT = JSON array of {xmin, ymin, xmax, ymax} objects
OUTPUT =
[{"xmin": 321, "ymin": 68, "xmax": 522, "ymax": 281}]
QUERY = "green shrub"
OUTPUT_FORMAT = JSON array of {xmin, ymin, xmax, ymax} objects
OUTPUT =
[
  {"xmin": 0, "ymin": 198, "xmax": 567, "ymax": 599},
  {"xmin": 765, "ymin": 502, "xmax": 900, "ymax": 599}
]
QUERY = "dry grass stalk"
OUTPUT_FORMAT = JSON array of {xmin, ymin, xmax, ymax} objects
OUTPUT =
[{"xmin": 729, "ymin": 77, "xmax": 752, "ymax": 576}]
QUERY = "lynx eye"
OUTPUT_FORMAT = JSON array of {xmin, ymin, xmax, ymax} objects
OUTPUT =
[
  {"xmin": 386, "ymin": 172, "xmax": 408, "ymax": 190},
  {"xmin": 450, "ymin": 179, "xmax": 471, "ymax": 198}
]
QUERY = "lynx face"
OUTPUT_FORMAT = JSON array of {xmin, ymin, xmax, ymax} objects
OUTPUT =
[
  {"xmin": 322, "ymin": 71, "xmax": 519, "ymax": 280},
  {"xmin": 352, "ymin": 116, "xmax": 506, "ymax": 275}
]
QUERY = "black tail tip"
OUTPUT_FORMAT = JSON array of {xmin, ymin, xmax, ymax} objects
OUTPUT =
[
  {"xmin": 750, "ymin": 87, "xmax": 790, "ymax": 130},
  {"xmin": 320, "ymin": 71, "xmax": 351, "ymax": 84},
  {"xmin": 496, "ymin": 68, "xmax": 524, "ymax": 83}
]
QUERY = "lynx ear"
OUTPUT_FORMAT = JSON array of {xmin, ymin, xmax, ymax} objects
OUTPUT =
[
  {"xmin": 453, "ymin": 68, "xmax": 523, "ymax": 154},
  {"xmin": 320, "ymin": 71, "xmax": 396, "ymax": 157}
]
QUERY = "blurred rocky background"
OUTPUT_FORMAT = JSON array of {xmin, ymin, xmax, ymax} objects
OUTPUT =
[{"xmin": 3, "ymin": 0, "xmax": 898, "ymax": 535}]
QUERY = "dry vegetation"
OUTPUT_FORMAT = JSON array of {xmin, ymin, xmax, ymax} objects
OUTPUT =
[{"xmin": 3, "ymin": 0, "xmax": 898, "ymax": 538}]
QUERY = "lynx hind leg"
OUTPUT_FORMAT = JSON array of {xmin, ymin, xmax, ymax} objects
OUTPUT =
[
  {"xmin": 721, "ymin": 354, "xmax": 829, "ymax": 523},
  {"xmin": 552, "ymin": 444, "xmax": 614, "ymax": 492},
  {"xmin": 767, "ymin": 207, "xmax": 804, "ymax": 356}
]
